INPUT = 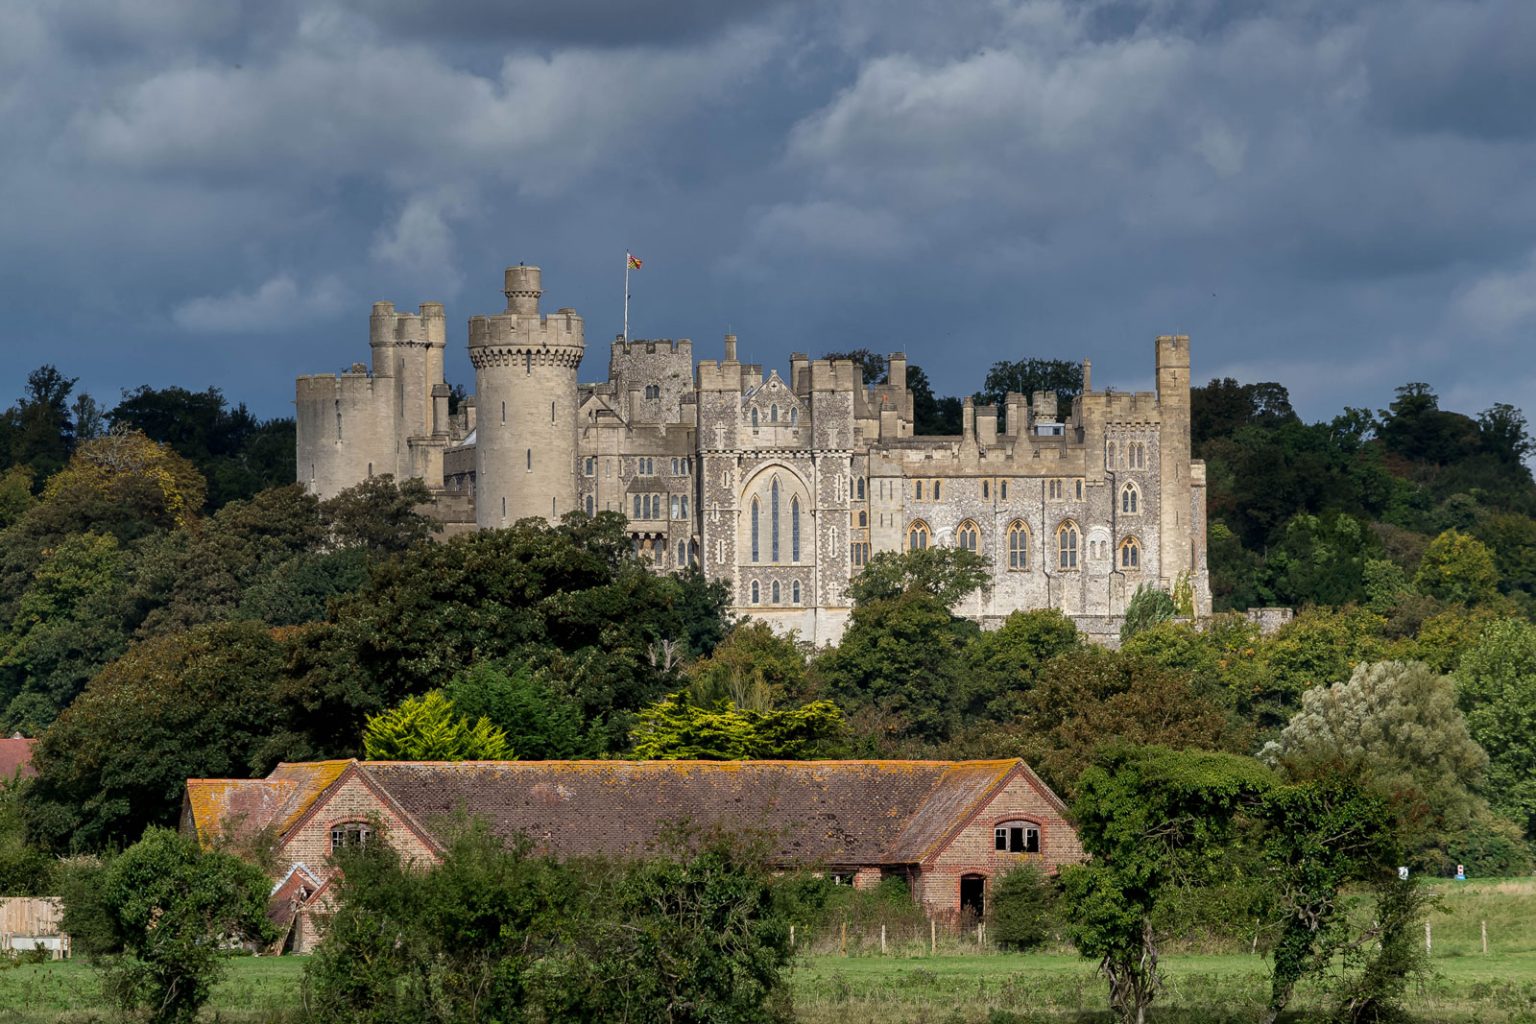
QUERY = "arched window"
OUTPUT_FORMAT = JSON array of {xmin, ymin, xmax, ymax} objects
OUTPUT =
[
  {"xmin": 907, "ymin": 520, "xmax": 931, "ymax": 551},
  {"xmin": 751, "ymin": 408, "xmax": 759, "ymax": 428},
  {"xmin": 1000, "ymin": 481, "xmax": 1008, "ymax": 500},
  {"xmin": 633, "ymin": 495, "xmax": 642, "ymax": 519},
  {"xmin": 770, "ymin": 404, "xmax": 779, "ymax": 423},
  {"xmin": 982, "ymin": 480, "xmax": 990, "ymax": 500},
  {"xmin": 525, "ymin": 351, "xmax": 532, "ymax": 373},
  {"xmin": 751, "ymin": 498, "xmax": 761, "ymax": 563},
  {"xmin": 1075, "ymin": 479, "xmax": 1083, "ymax": 500},
  {"xmin": 585, "ymin": 494, "xmax": 594, "ymax": 516},
  {"xmin": 858, "ymin": 510, "xmax": 867, "ymax": 528},
  {"xmin": 771, "ymin": 478, "xmax": 781, "ymax": 562},
  {"xmin": 1007, "ymin": 520, "xmax": 1030, "ymax": 570},
  {"xmin": 915, "ymin": 481, "xmax": 923, "ymax": 500},
  {"xmin": 993, "ymin": 820, "xmax": 1041, "ymax": 853},
  {"xmin": 1057, "ymin": 521, "xmax": 1080, "ymax": 570},
  {"xmin": 771, "ymin": 580, "xmax": 781, "ymax": 603},
  {"xmin": 791, "ymin": 496, "xmax": 801, "ymax": 562},
  {"xmin": 330, "ymin": 821, "xmax": 372, "ymax": 852},
  {"xmin": 792, "ymin": 580, "xmax": 801, "ymax": 603},
  {"xmin": 790, "ymin": 407, "xmax": 799, "ymax": 425},
  {"xmin": 934, "ymin": 480, "xmax": 942, "ymax": 499},
  {"xmin": 1121, "ymin": 482, "xmax": 1140, "ymax": 514},
  {"xmin": 956, "ymin": 520, "xmax": 980, "ymax": 552},
  {"xmin": 1120, "ymin": 536, "xmax": 1141, "ymax": 569},
  {"xmin": 856, "ymin": 478, "xmax": 865, "ymax": 500},
  {"xmin": 751, "ymin": 580, "xmax": 760, "ymax": 604},
  {"xmin": 1106, "ymin": 441, "xmax": 1117, "ymax": 469}
]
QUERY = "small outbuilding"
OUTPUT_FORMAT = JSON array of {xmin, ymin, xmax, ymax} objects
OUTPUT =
[{"xmin": 184, "ymin": 758, "xmax": 1081, "ymax": 952}]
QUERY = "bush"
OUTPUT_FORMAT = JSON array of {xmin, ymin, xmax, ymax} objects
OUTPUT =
[{"xmin": 989, "ymin": 862, "xmax": 1057, "ymax": 951}]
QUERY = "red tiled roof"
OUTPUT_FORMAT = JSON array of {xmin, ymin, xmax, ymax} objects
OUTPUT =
[
  {"xmin": 356, "ymin": 759, "xmax": 1028, "ymax": 867},
  {"xmin": 0, "ymin": 738, "xmax": 36, "ymax": 780},
  {"xmin": 185, "ymin": 760, "xmax": 351, "ymax": 842}
]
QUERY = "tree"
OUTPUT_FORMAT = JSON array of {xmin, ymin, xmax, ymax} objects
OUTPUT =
[
  {"xmin": 61, "ymin": 827, "xmax": 274, "ymax": 1024},
  {"xmin": 1478, "ymin": 403, "xmax": 1536, "ymax": 467},
  {"xmin": 1261, "ymin": 661, "xmax": 1490, "ymax": 858},
  {"xmin": 685, "ymin": 620, "xmax": 808, "ymax": 710},
  {"xmin": 320, "ymin": 474, "xmax": 439, "ymax": 553},
  {"xmin": 22, "ymin": 621, "xmax": 302, "ymax": 853},
  {"xmin": 989, "ymin": 861, "xmax": 1057, "ymax": 951},
  {"xmin": 820, "ymin": 349, "xmax": 887, "ymax": 385},
  {"xmin": 1262, "ymin": 512, "xmax": 1375, "ymax": 607},
  {"xmin": 846, "ymin": 546, "xmax": 989, "ymax": 607},
  {"xmin": 0, "ymin": 777, "xmax": 51, "ymax": 896},
  {"xmin": 1061, "ymin": 747, "xmax": 1274, "ymax": 1024},
  {"xmin": 362, "ymin": 690, "xmax": 513, "ymax": 761},
  {"xmin": 981, "ymin": 358, "xmax": 1083, "ymax": 430},
  {"xmin": 630, "ymin": 693, "xmax": 845, "ymax": 760},
  {"xmin": 1120, "ymin": 585, "xmax": 1176, "ymax": 642},
  {"xmin": 3, "ymin": 366, "xmax": 76, "ymax": 482},
  {"xmin": 961, "ymin": 608, "xmax": 1082, "ymax": 720},
  {"xmin": 444, "ymin": 662, "xmax": 588, "ymax": 760},
  {"xmin": 905, "ymin": 364, "xmax": 963, "ymax": 435},
  {"xmin": 1414, "ymin": 529, "xmax": 1500, "ymax": 606},
  {"xmin": 1457, "ymin": 619, "xmax": 1536, "ymax": 837}
]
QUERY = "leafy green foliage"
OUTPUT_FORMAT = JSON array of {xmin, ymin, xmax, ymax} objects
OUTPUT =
[
  {"xmin": 1457, "ymin": 619, "xmax": 1536, "ymax": 837},
  {"xmin": 306, "ymin": 822, "xmax": 794, "ymax": 1024},
  {"xmin": 0, "ymin": 778, "xmax": 51, "ymax": 896},
  {"xmin": 319, "ymin": 474, "xmax": 439, "ymax": 553},
  {"xmin": 60, "ymin": 827, "xmax": 274, "ymax": 1024},
  {"xmin": 961, "ymin": 608, "xmax": 1082, "ymax": 719},
  {"xmin": 444, "ymin": 662, "xmax": 589, "ymax": 760},
  {"xmin": 846, "ymin": 546, "xmax": 990, "ymax": 607},
  {"xmin": 980, "ymin": 358, "xmax": 1084, "ymax": 429},
  {"xmin": 1120, "ymin": 585, "xmax": 1176, "ymax": 642},
  {"xmin": 630, "ymin": 692, "xmax": 845, "ymax": 760},
  {"xmin": 989, "ymin": 862, "xmax": 1058, "ymax": 952},
  {"xmin": 362, "ymin": 690, "xmax": 513, "ymax": 761},
  {"xmin": 685, "ymin": 620, "xmax": 809, "ymax": 709},
  {"xmin": 1415, "ymin": 529, "xmax": 1501, "ymax": 605}
]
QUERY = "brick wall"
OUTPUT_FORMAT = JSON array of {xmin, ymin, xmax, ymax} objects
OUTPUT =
[{"xmin": 278, "ymin": 774, "xmax": 439, "ymax": 872}]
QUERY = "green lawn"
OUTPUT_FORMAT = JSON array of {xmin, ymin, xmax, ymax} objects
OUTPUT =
[{"xmin": 3, "ymin": 878, "xmax": 1534, "ymax": 1023}]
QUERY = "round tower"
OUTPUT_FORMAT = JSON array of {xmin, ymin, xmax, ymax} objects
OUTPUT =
[{"xmin": 468, "ymin": 265, "xmax": 585, "ymax": 527}]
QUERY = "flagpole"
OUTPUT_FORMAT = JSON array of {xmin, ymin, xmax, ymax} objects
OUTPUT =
[{"xmin": 623, "ymin": 252, "xmax": 630, "ymax": 344}]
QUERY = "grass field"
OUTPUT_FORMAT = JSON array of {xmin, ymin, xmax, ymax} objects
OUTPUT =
[{"xmin": 3, "ymin": 879, "xmax": 1534, "ymax": 1022}]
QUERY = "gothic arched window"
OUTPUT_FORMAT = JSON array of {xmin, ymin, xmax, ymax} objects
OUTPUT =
[
  {"xmin": 771, "ymin": 478, "xmax": 781, "ymax": 562},
  {"xmin": 1120, "ymin": 536, "xmax": 1142, "ymax": 569},
  {"xmin": 792, "ymin": 580, "xmax": 801, "ymax": 603},
  {"xmin": 751, "ymin": 580, "xmax": 760, "ymax": 604},
  {"xmin": 771, "ymin": 580, "xmax": 781, "ymax": 603},
  {"xmin": 956, "ymin": 520, "xmax": 980, "ymax": 552},
  {"xmin": 751, "ymin": 498, "xmax": 761, "ymax": 563},
  {"xmin": 856, "ymin": 478, "xmax": 865, "ymax": 500},
  {"xmin": 1121, "ymin": 482, "xmax": 1140, "ymax": 515},
  {"xmin": 585, "ymin": 494, "xmax": 594, "ymax": 516},
  {"xmin": 1057, "ymin": 521, "xmax": 1080, "ymax": 570},
  {"xmin": 1007, "ymin": 520, "xmax": 1030, "ymax": 570},
  {"xmin": 791, "ymin": 496, "xmax": 801, "ymax": 562},
  {"xmin": 790, "ymin": 407, "xmax": 799, "ymax": 425},
  {"xmin": 770, "ymin": 404, "xmax": 779, "ymax": 423},
  {"xmin": 907, "ymin": 520, "xmax": 931, "ymax": 551},
  {"xmin": 751, "ymin": 407, "xmax": 759, "ymax": 428}
]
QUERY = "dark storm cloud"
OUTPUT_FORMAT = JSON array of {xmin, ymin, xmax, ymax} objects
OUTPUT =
[{"xmin": 0, "ymin": 0, "xmax": 1532, "ymax": 429}]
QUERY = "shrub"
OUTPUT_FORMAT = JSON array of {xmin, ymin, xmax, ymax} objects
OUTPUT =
[{"xmin": 989, "ymin": 862, "xmax": 1057, "ymax": 951}]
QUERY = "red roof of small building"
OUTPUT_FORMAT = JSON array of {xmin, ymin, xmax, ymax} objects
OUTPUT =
[
  {"xmin": 0, "ymin": 737, "xmax": 37, "ymax": 780},
  {"xmin": 187, "ymin": 758, "xmax": 1068, "ymax": 869}
]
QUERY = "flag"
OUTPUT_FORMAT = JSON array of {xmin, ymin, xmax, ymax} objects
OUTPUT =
[{"xmin": 627, "ymin": 253, "xmax": 643, "ymax": 270}]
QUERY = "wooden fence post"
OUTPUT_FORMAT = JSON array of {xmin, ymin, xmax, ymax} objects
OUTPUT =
[
  {"xmin": 790, "ymin": 925, "xmax": 795, "ymax": 950},
  {"xmin": 840, "ymin": 921, "xmax": 847, "ymax": 956},
  {"xmin": 1425, "ymin": 920, "xmax": 1432, "ymax": 955},
  {"xmin": 930, "ymin": 918, "xmax": 936, "ymax": 955},
  {"xmin": 1481, "ymin": 920, "xmax": 1488, "ymax": 955},
  {"xmin": 881, "ymin": 924, "xmax": 887, "ymax": 955}
]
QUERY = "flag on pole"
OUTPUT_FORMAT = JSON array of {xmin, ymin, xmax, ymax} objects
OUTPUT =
[{"xmin": 627, "ymin": 253, "xmax": 644, "ymax": 270}]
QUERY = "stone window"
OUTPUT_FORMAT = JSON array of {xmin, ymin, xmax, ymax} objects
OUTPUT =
[
  {"xmin": 525, "ymin": 351, "xmax": 532, "ymax": 374},
  {"xmin": 1007, "ymin": 520, "xmax": 1030, "ymax": 570},
  {"xmin": 915, "ymin": 480, "xmax": 923, "ymax": 500},
  {"xmin": 751, "ymin": 408, "xmax": 759, "ymax": 428},
  {"xmin": 585, "ymin": 494, "xmax": 594, "ymax": 516},
  {"xmin": 670, "ymin": 496, "xmax": 680, "ymax": 519},
  {"xmin": 1128, "ymin": 441, "xmax": 1147, "ymax": 469},
  {"xmin": 993, "ymin": 821, "xmax": 1040, "ymax": 854},
  {"xmin": 1121, "ymin": 482, "xmax": 1140, "ymax": 514},
  {"xmin": 1049, "ymin": 479, "xmax": 1062, "ymax": 500},
  {"xmin": 1120, "ymin": 536, "xmax": 1141, "ymax": 569},
  {"xmin": 526, "ymin": 449, "xmax": 532, "ymax": 471},
  {"xmin": 751, "ymin": 580, "xmax": 760, "ymax": 604},
  {"xmin": 330, "ymin": 821, "xmax": 372, "ymax": 852},
  {"xmin": 982, "ymin": 480, "xmax": 990, "ymax": 500},
  {"xmin": 850, "ymin": 541, "xmax": 870, "ymax": 568},
  {"xmin": 633, "ymin": 495, "xmax": 642, "ymax": 519},
  {"xmin": 645, "ymin": 384, "xmax": 660, "ymax": 400},
  {"xmin": 771, "ymin": 580, "xmax": 781, "ymax": 603},
  {"xmin": 790, "ymin": 407, "xmax": 799, "ymax": 425},
  {"xmin": 584, "ymin": 457, "xmax": 596, "ymax": 476},
  {"xmin": 934, "ymin": 480, "xmax": 942, "ymax": 499},
  {"xmin": 771, "ymin": 478, "xmax": 782, "ymax": 562},
  {"xmin": 1106, "ymin": 441, "xmax": 1117, "ymax": 469},
  {"xmin": 751, "ymin": 498, "xmax": 761, "ymax": 562},
  {"xmin": 791, "ymin": 496, "xmax": 801, "ymax": 562},
  {"xmin": 638, "ymin": 457, "xmax": 655, "ymax": 476},
  {"xmin": 956, "ymin": 520, "xmax": 980, "ymax": 553},
  {"xmin": 907, "ymin": 520, "xmax": 931, "ymax": 551},
  {"xmin": 858, "ymin": 510, "xmax": 868, "ymax": 528},
  {"xmin": 551, "ymin": 400, "xmax": 556, "ymax": 423},
  {"xmin": 1057, "ymin": 521, "xmax": 1080, "ymax": 570},
  {"xmin": 856, "ymin": 478, "xmax": 866, "ymax": 500},
  {"xmin": 1075, "ymin": 479, "xmax": 1084, "ymax": 500},
  {"xmin": 791, "ymin": 580, "xmax": 802, "ymax": 603},
  {"xmin": 1000, "ymin": 480, "xmax": 1008, "ymax": 500},
  {"xmin": 770, "ymin": 404, "xmax": 779, "ymax": 423}
]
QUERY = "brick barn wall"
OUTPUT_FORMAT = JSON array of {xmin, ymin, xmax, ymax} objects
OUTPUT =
[
  {"xmin": 915, "ymin": 772, "xmax": 1083, "ymax": 917},
  {"xmin": 279, "ymin": 774, "xmax": 440, "ymax": 871}
]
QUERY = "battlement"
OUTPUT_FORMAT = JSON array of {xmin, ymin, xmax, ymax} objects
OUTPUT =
[
  {"xmin": 468, "ymin": 309, "xmax": 585, "ymax": 350},
  {"xmin": 611, "ymin": 338, "xmax": 693, "ymax": 357},
  {"xmin": 370, "ymin": 301, "xmax": 447, "ymax": 348}
]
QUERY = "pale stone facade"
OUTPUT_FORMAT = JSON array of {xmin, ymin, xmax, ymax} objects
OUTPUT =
[{"xmin": 298, "ymin": 265, "xmax": 1211, "ymax": 643}]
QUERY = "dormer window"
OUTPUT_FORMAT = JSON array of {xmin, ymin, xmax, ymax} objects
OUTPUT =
[{"xmin": 993, "ymin": 820, "xmax": 1040, "ymax": 853}]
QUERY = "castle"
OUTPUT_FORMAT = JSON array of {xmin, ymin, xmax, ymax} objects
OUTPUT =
[{"xmin": 296, "ymin": 265, "xmax": 1210, "ymax": 643}]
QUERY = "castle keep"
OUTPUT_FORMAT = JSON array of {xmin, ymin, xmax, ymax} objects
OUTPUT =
[{"xmin": 296, "ymin": 265, "xmax": 1211, "ymax": 643}]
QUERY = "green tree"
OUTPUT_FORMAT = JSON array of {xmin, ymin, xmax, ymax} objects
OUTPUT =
[
  {"xmin": 0, "ymin": 777, "xmax": 51, "ymax": 896},
  {"xmin": 989, "ymin": 861, "xmax": 1057, "ymax": 952},
  {"xmin": 630, "ymin": 693, "xmax": 845, "ymax": 760},
  {"xmin": 2, "ymin": 366, "xmax": 77, "ymax": 483},
  {"xmin": 1457, "ymin": 619, "xmax": 1536, "ymax": 837},
  {"xmin": 22, "ymin": 621, "xmax": 303, "ymax": 853},
  {"xmin": 820, "ymin": 349, "xmax": 887, "ymax": 385},
  {"xmin": 1120, "ymin": 585, "xmax": 1176, "ymax": 642},
  {"xmin": 980, "ymin": 358, "xmax": 1083, "ymax": 430},
  {"xmin": 61, "ymin": 827, "xmax": 274, "ymax": 1024},
  {"xmin": 961, "ymin": 608, "xmax": 1082, "ymax": 720},
  {"xmin": 444, "ymin": 662, "xmax": 588, "ymax": 760},
  {"xmin": 685, "ymin": 620, "xmax": 808, "ymax": 710},
  {"xmin": 847, "ymin": 546, "xmax": 989, "ymax": 607},
  {"xmin": 1262, "ymin": 661, "xmax": 1490, "ymax": 860},
  {"xmin": 1415, "ymin": 529, "xmax": 1500, "ymax": 605},
  {"xmin": 1262, "ymin": 512, "xmax": 1375, "ymax": 607},
  {"xmin": 362, "ymin": 690, "xmax": 513, "ymax": 761},
  {"xmin": 0, "ymin": 466, "xmax": 34, "ymax": 528},
  {"xmin": 320, "ymin": 474, "xmax": 439, "ymax": 553},
  {"xmin": 1061, "ymin": 747, "xmax": 1274, "ymax": 1024}
]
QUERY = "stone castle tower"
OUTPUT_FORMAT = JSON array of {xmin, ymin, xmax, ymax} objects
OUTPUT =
[{"xmin": 467, "ymin": 266, "xmax": 585, "ymax": 527}]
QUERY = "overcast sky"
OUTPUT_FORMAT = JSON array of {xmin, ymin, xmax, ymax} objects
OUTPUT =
[{"xmin": 2, "ymin": 0, "xmax": 1534, "ymax": 424}]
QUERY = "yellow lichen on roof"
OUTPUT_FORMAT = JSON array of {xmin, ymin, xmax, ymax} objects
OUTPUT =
[{"xmin": 269, "ymin": 760, "xmax": 354, "ymax": 835}]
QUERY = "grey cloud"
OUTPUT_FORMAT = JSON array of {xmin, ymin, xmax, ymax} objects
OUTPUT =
[{"xmin": 338, "ymin": 0, "xmax": 799, "ymax": 47}]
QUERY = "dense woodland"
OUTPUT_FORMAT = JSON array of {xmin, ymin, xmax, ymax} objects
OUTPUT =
[{"xmin": 0, "ymin": 358, "xmax": 1533, "ymax": 869}]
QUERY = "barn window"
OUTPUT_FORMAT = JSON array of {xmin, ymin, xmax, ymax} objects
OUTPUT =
[
  {"xmin": 993, "ymin": 821, "xmax": 1040, "ymax": 854},
  {"xmin": 330, "ymin": 822, "xmax": 372, "ymax": 852}
]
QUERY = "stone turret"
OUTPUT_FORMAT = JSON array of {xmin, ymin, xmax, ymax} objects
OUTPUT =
[
  {"xmin": 1155, "ymin": 334, "xmax": 1193, "ymax": 592},
  {"xmin": 468, "ymin": 266, "xmax": 585, "ymax": 526}
]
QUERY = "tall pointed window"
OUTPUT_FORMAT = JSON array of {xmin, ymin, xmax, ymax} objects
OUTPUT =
[
  {"xmin": 771, "ymin": 478, "xmax": 781, "ymax": 562},
  {"xmin": 751, "ymin": 580, "xmax": 760, "ymax": 604},
  {"xmin": 856, "ymin": 478, "xmax": 865, "ymax": 500},
  {"xmin": 956, "ymin": 520, "xmax": 979, "ymax": 552},
  {"xmin": 1120, "ymin": 536, "xmax": 1142, "ymax": 569},
  {"xmin": 792, "ymin": 580, "xmax": 802, "ymax": 603},
  {"xmin": 1106, "ymin": 441, "xmax": 1117, "ymax": 468},
  {"xmin": 1057, "ymin": 521, "xmax": 1080, "ymax": 570},
  {"xmin": 1007, "ymin": 520, "xmax": 1030, "ymax": 570},
  {"xmin": 1121, "ymin": 482, "xmax": 1140, "ymax": 514},
  {"xmin": 770, "ymin": 404, "xmax": 779, "ymax": 423},
  {"xmin": 790, "ymin": 407, "xmax": 799, "ymax": 425},
  {"xmin": 907, "ymin": 520, "xmax": 931, "ymax": 551},
  {"xmin": 771, "ymin": 580, "xmax": 781, "ymax": 603},
  {"xmin": 751, "ymin": 408, "xmax": 759, "ymax": 428},
  {"xmin": 791, "ymin": 496, "xmax": 801, "ymax": 562},
  {"xmin": 751, "ymin": 498, "xmax": 761, "ymax": 563}
]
